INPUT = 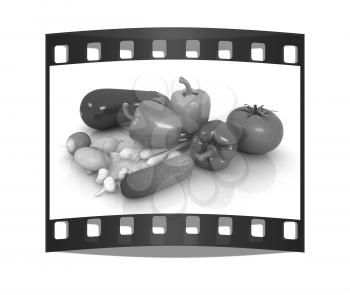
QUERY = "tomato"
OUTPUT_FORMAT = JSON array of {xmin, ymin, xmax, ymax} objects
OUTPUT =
[{"xmin": 226, "ymin": 104, "xmax": 283, "ymax": 154}]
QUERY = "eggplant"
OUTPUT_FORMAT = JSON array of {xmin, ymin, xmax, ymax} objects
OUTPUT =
[{"xmin": 80, "ymin": 89, "xmax": 171, "ymax": 130}]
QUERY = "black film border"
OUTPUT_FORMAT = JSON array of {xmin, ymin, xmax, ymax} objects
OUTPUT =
[{"xmin": 46, "ymin": 27, "xmax": 305, "ymax": 253}]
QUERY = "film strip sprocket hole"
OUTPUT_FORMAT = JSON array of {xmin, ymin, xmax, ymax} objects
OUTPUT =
[
  {"xmin": 48, "ymin": 28, "xmax": 303, "ymax": 65},
  {"xmin": 46, "ymin": 28, "xmax": 304, "ymax": 253},
  {"xmin": 54, "ymin": 41, "xmax": 298, "ymax": 64},
  {"xmin": 49, "ymin": 215, "xmax": 301, "ymax": 251}
]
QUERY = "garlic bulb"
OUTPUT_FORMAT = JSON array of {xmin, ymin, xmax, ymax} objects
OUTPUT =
[
  {"xmin": 96, "ymin": 168, "xmax": 109, "ymax": 184},
  {"xmin": 95, "ymin": 176, "xmax": 117, "ymax": 197},
  {"xmin": 103, "ymin": 176, "xmax": 117, "ymax": 192}
]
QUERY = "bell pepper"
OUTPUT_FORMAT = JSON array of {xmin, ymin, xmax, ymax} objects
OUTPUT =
[
  {"xmin": 190, "ymin": 120, "xmax": 239, "ymax": 171},
  {"xmin": 171, "ymin": 77, "xmax": 211, "ymax": 134},
  {"xmin": 124, "ymin": 100, "xmax": 188, "ymax": 149}
]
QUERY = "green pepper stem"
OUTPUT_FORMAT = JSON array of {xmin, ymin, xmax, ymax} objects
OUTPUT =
[
  {"xmin": 178, "ymin": 132, "xmax": 191, "ymax": 142},
  {"xmin": 122, "ymin": 102, "xmax": 134, "ymax": 121},
  {"xmin": 179, "ymin": 76, "xmax": 193, "ymax": 95}
]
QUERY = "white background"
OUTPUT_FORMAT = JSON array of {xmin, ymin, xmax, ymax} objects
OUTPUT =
[
  {"xmin": 50, "ymin": 61, "xmax": 300, "ymax": 219},
  {"xmin": 0, "ymin": 0, "xmax": 349, "ymax": 294}
]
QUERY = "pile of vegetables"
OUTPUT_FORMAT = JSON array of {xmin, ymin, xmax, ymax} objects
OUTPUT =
[
  {"xmin": 67, "ymin": 77, "xmax": 283, "ymax": 198},
  {"xmin": 66, "ymin": 133, "xmax": 191, "ymax": 198}
]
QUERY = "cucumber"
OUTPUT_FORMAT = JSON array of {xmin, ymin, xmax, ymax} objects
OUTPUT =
[
  {"xmin": 80, "ymin": 89, "xmax": 170, "ymax": 130},
  {"xmin": 120, "ymin": 154, "xmax": 194, "ymax": 199}
]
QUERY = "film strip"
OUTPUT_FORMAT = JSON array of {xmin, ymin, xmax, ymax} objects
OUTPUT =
[
  {"xmin": 46, "ymin": 28, "xmax": 305, "ymax": 253},
  {"xmin": 47, "ymin": 214, "xmax": 303, "ymax": 252},
  {"xmin": 46, "ymin": 28, "xmax": 303, "ymax": 65}
]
